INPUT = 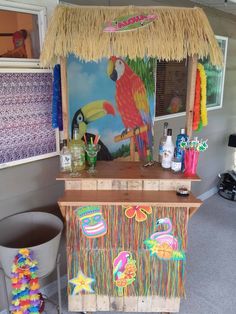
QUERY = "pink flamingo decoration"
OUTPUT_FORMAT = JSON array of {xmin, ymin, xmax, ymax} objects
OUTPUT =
[{"xmin": 150, "ymin": 218, "xmax": 178, "ymax": 250}]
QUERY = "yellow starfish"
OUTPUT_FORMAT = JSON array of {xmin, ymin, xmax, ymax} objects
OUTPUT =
[{"xmin": 69, "ymin": 271, "xmax": 95, "ymax": 294}]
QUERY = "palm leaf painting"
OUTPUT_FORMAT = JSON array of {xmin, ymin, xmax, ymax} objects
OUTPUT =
[{"xmin": 125, "ymin": 57, "xmax": 156, "ymax": 97}]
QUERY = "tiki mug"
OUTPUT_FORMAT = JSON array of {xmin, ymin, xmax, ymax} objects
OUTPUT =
[{"xmin": 76, "ymin": 206, "xmax": 107, "ymax": 238}]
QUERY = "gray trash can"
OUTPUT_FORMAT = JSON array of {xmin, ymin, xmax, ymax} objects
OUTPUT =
[{"xmin": 0, "ymin": 211, "xmax": 63, "ymax": 278}]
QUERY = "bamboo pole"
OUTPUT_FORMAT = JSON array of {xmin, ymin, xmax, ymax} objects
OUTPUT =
[
  {"xmin": 185, "ymin": 55, "xmax": 198, "ymax": 137},
  {"xmin": 60, "ymin": 57, "xmax": 69, "ymax": 141}
]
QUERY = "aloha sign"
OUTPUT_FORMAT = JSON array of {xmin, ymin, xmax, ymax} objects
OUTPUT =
[{"xmin": 103, "ymin": 13, "xmax": 157, "ymax": 33}]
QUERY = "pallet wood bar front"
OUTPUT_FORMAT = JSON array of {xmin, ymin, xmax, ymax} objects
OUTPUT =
[{"xmin": 57, "ymin": 161, "xmax": 202, "ymax": 313}]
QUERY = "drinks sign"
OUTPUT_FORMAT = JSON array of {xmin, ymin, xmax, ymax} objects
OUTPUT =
[{"xmin": 103, "ymin": 14, "xmax": 157, "ymax": 33}]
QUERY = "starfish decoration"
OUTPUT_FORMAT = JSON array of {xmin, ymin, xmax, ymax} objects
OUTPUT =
[{"xmin": 69, "ymin": 271, "xmax": 95, "ymax": 294}]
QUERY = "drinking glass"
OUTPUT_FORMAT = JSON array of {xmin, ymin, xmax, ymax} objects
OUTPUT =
[
  {"xmin": 184, "ymin": 149, "xmax": 199, "ymax": 176},
  {"xmin": 85, "ymin": 144, "xmax": 101, "ymax": 174}
]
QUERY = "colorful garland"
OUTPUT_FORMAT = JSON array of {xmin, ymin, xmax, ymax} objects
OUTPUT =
[
  {"xmin": 193, "ymin": 69, "xmax": 201, "ymax": 131},
  {"xmin": 11, "ymin": 249, "xmax": 42, "ymax": 314},
  {"xmin": 193, "ymin": 63, "xmax": 208, "ymax": 132},
  {"xmin": 198, "ymin": 63, "xmax": 208, "ymax": 127}
]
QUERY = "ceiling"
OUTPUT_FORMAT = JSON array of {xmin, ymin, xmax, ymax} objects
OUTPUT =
[
  {"xmin": 191, "ymin": 0, "xmax": 236, "ymax": 15},
  {"xmin": 61, "ymin": 0, "xmax": 236, "ymax": 15}
]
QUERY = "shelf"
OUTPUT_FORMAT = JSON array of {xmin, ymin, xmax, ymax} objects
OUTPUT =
[
  {"xmin": 57, "ymin": 161, "xmax": 201, "ymax": 182},
  {"xmin": 58, "ymin": 190, "xmax": 202, "ymax": 207}
]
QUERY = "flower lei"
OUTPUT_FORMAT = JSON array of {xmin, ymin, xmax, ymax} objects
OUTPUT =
[
  {"xmin": 193, "ymin": 63, "xmax": 208, "ymax": 132},
  {"xmin": 198, "ymin": 63, "xmax": 208, "ymax": 127},
  {"xmin": 193, "ymin": 69, "xmax": 201, "ymax": 131},
  {"xmin": 11, "ymin": 249, "xmax": 42, "ymax": 314}
]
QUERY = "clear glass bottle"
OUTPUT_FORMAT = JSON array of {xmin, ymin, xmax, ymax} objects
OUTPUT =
[
  {"xmin": 60, "ymin": 139, "xmax": 72, "ymax": 172},
  {"xmin": 159, "ymin": 122, "xmax": 168, "ymax": 163},
  {"xmin": 161, "ymin": 129, "xmax": 174, "ymax": 169},
  {"xmin": 70, "ymin": 125, "xmax": 85, "ymax": 173}
]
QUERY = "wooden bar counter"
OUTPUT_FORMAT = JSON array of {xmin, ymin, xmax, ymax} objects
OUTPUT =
[{"xmin": 57, "ymin": 161, "xmax": 202, "ymax": 313}]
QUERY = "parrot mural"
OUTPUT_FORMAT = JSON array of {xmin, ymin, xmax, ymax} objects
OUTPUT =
[
  {"xmin": 113, "ymin": 251, "xmax": 137, "ymax": 296},
  {"xmin": 71, "ymin": 100, "xmax": 115, "ymax": 160},
  {"xmin": 107, "ymin": 56, "xmax": 153, "ymax": 160}
]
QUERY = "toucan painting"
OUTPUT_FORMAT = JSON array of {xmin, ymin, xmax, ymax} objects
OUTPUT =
[{"xmin": 71, "ymin": 100, "xmax": 115, "ymax": 161}]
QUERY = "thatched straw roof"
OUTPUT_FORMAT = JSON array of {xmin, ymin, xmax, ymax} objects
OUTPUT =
[{"xmin": 40, "ymin": 4, "xmax": 223, "ymax": 67}]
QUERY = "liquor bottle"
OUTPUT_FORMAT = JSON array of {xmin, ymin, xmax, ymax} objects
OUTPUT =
[
  {"xmin": 175, "ymin": 128, "xmax": 188, "ymax": 170},
  {"xmin": 159, "ymin": 122, "xmax": 168, "ymax": 163},
  {"xmin": 161, "ymin": 129, "xmax": 174, "ymax": 169},
  {"xmin": 70, "ymin": 124, "xmax": 85, "ymax": 172},
  {"xmin": 175, "ymin": 128, "xmax": 188, "ymax": 160},
  {"xmin": 60, "ymin": 139, "xmax": 72, "ymax": 172}
]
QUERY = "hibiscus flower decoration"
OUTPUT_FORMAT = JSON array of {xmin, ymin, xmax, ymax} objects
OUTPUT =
[
  {"xmin": 124, "ymin": 205, "xmax": 152, "ymax": 222},
  {"xmin": 115, "ymin": 278, "xmax": 128, "ymax": 287}
]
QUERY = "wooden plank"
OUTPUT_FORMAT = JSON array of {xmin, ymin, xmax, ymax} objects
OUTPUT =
[
  {"xmin": 109, "ymin": 296, "xmax": 124, "ymax": 311},
  {"xmin": 123, "ymin": 296, "xmax": 138, "ymax": 311},
  {"xmin": 112, "ymin": 180, "xmax": 128, "ymax": 190},
  {"xmin": 56, "ymin": 161, "xmax": 201, "ymax": 182},
  {"xmin": 58, "ymin": 190, "xmax": 202, "ymax": 207},
  {"xmin": 159, "ymin": 180, "xmax": 191, "ymax": 191},
  {"xmin": 97, "ymin": 179, "xmax": 112, "ymax": 190},
  {"xmin": 151, "ymin": 296, "xmax": 180, "ymax": 312},
  {"xmin": 189, "ymin": 206, "xmax": 199, "ymax": 218},
  {"xmin": 81, "ymin": 180, "xmax": 97, "ymax": 190},
  {"xmin": 96, "ymin": 295, "xmax": 110, "ymax": 311},
  {"xmin": 137, "ymin": 296, "xmax": 152, "ymax": 312},
  {"xmin": 69, "ymin": 295, "xmax": 180, "ymax": 312},
  {"xmin": 143, "ymin": 180, "xmax": 160, "ymax": 191},
  {"xmin": 68, "ymin": 294, "xmax": 83, "ymax": 312},
  {"xmin": 82, "ymin": 294, "xmax": 97, "ymax": 311},
  {"xmin": 185, "ymin": 55, "xmax": 198, "ymax": 137},
  {"xmin": 127, "ymin": 180, "xmax": 143, "ymax": 190},
  {"xmin": 58, "ymin": 204, "xmax": 66, "ymax": 218},
  {"xmin": 65, "ymin": 181, "xmax": 82, "ymax": 190},
  {"xmin": 60, "ymin": 57, "xmax": 69, "ymax": 141}
]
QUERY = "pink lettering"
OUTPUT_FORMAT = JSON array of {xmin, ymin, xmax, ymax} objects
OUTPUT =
[
  {"xmin": 139, "ymin": 15, "xmax": 147, "ymax": 21},
  {"xmin": 127, "ymin": 17, "xmax": 135, "ymax": 25}
]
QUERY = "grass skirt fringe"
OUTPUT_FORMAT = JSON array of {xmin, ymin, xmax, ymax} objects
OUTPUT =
[
  {"xmin": 40, "ymin": 5, "xmax": 222, "ymax": 67},
  {"xmin": 67, "ymin": 205, "xmax": 188, "ymax": 298}
]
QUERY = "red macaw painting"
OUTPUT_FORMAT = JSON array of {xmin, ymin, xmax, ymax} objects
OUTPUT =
[{"xmin": 107, "ymin": 56, "xmax": 153, "ymax": 160}]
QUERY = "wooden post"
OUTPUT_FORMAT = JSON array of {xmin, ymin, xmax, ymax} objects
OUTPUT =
[
  {"xmin": 185, "ymin": 55, "xmax": 198, "ymax": 137},
  {"xmin": 130, "ymin": 137, "xmax": 135, "ymax": 161},
  {"xmin": 114, "ymin": 125, "xmax": 148, "ymax": 161},
  {"xmin": 60, "ymin": 57, "xmax": 69, "ymax": 141}
]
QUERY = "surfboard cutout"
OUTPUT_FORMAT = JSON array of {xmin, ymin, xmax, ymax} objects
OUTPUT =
[{"xmin": 103, "ymin": 14, "xmax": 157, "ymax": 33}]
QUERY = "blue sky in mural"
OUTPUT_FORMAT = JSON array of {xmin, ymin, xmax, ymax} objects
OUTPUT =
[{"xmin": 67, "ymin": 54, "xmax": 154, "ymax": 153}]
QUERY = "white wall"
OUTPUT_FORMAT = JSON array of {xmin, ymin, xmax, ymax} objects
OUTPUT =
[{"xmin": 0, "ymin": 0, "xmax": 61, "ymax": 311}]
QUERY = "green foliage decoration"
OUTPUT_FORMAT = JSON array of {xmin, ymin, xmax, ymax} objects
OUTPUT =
[{"xmin": 125, "ymin": 57, "xmax": 156, "ymax": 97}]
